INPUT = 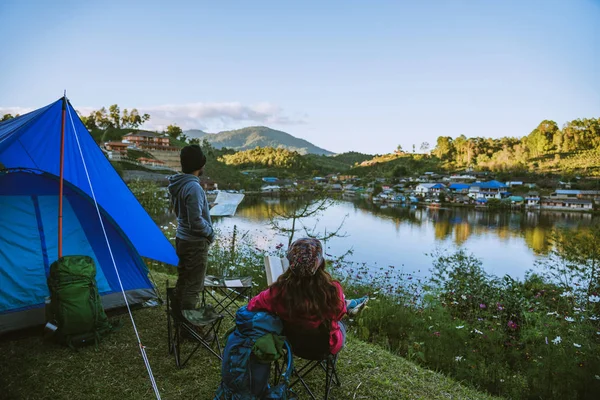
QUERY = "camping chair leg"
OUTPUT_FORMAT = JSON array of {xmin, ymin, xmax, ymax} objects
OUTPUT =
[
  {"xmin": 178, "ymin": 320, "xmax": 224, "ymax": 367},
  {"xmin": 167, "ymin": 282, "xmax": 174, "ymax": 355},
  {"xmin": 318, "ymin": 355, "xmax": 340, "ymax": 387},
  {"xmin": 174, "ymin": 324, "xmax": 182, "ymax": 367},
  {"xmin": 324, "ymin": 357, "xmax": 336, "ymax": 399},
  {"xmin": 332, "ymin": 356, "xmax": 341, "ymax": 386},
  {"xmin": 291, "ymin": 361, "xmax": 321, "ymax": 400}
]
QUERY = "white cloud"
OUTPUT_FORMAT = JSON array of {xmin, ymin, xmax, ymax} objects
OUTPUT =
[
  {"xmin": 3, "ymin": 102, "xmax": 306, "ymax": 133},
  {"xmin": 0, "ymin": 107, "xmax": 34, "ymax": 117},
  {"xmin": 135, "ymin": 102, "xmax": 305, "ymax": 132}
]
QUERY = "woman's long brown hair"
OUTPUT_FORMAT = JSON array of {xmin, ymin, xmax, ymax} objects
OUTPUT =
[{"xmin": 270, "ymin": 261, "xmax": 342, "ymax": 324}]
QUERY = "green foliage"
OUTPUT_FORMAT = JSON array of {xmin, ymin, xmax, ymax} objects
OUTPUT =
[
  {"xmin": 79, "ymin": 104, "xmax": 150, "ymax": 133},
  {"xmin": 127, "ymin": 179, "xmax": 169, "ymax": 217},
  {"xmin": 352, "ymin": 153, "xmax": 441, "ymax": 178},
  {"xmin": 166, "ymin": 124, "xmax": 183, "ymax": 139},
  {"xmin": 333, "ymin": 151, "xmax": 374, "ymax": 166},
  {"xmin": 372, "ymin": 184, "xmax": 383, "ymax": 197},
  {"xmin": 1, "ymin": 113, "xmax": 16, "ymax": 121},
  {"xmin": 220, "ymin": 146, "xmax": 307, "ymax": 169},
  {"xmin": 425, "ymin": 116, "xmax": 600, "ymax": 175},
  {"xmin": 198, "ymin": 140, "xmax": 253, "ymax": 189},
  {"xmin": 126, "ymin": 149, "xmax": 157, "ymax": 161},
  {"xmin": 346, "ymin": 247, "xmax": 600, "ymax": 400},
  {"xmin": 302, "ymin": 154, "xmax": 351, "ymax": 174},
  {"xmin": 100, "ymin": 127, "xmax": 131, "ymax": 142}
]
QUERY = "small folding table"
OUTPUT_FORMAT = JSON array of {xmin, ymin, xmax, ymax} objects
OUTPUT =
[{"xmin": 202, "ymin": 275, "xmax": 253, "ymax": 319}]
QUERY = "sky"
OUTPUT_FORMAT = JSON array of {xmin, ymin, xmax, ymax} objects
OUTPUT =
[{"xmin": 0, "ymin": 0, "xmax": 599, "ymax": 154}]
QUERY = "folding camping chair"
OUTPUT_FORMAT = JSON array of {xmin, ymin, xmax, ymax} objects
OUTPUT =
[
  {"xmin": 284, "ymin": 322, "xmax": 341, "ymax": 400},
  {"xmin": 166, "ymin": 282, "xmax": 224, "ymax": 368},
  {"xmin": 264, "ymin": 256, "xmax": 341, "ymax": 399},
  {"xmin": 202, "ymin": 275, "xmax": 253, "ymax": 320}
]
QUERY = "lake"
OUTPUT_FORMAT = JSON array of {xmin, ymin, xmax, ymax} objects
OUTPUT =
[{"xmin": 210, "ymin": 197, "xmax": 597, "ymax": 280}]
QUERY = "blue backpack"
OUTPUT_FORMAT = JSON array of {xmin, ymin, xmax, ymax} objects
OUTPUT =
[{"xmin": 215, "ymin": 306, "xmax": 296, "ymax": 400}]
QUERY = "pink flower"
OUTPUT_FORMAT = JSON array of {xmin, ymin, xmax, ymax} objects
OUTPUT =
[
  {"xmin": 433, "ymin": 331, "xmax": 441, "ymax": 337},
  {"xmin": 507, "ymin": 320, "xmax": 518, "ymax": 330},
  {"xmin": 479, "ymin": 303, "xmax": 486, "ymax": 309},
  {"xmin": 496, "ymin": 303, "xmax": 504, "ymax": 311}
]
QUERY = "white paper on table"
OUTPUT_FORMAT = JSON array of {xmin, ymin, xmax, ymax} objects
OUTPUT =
[
  {"xmin": 210, "ymin": 192, "xmax": 245, "ymax": 217},
  {"xmin": 224, "ymin": 279, "xmax": 244, "ymax": 287}
]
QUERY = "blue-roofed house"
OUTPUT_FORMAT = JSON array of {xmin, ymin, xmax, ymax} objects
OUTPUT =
[
  {"xmin": 551, "ymin": 189, "xmax": 581, "ymax": 198},
  {"xmin": 449, "ymin": 183, "xmax": 470, "ymax": 193},
  {"xmin": 415, "ymin": 183, "xmax": 446, "ymax": 195},
  {"xmin": 469, "ymin": 180, "xmax": 509, "ymax": 200},
  {"xmin": 262, "ymin": 177, "xmax": 279, "ymax": 183}
]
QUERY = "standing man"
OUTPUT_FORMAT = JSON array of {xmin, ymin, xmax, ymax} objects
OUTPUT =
[{"xmin": 168, "ymin": 144, "xmax": 215, "ymax": 312}]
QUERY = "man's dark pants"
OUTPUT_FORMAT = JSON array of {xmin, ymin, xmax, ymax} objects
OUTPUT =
[{"xmin": 175, "ymin": 237, "xmax": 209, "ymax": 310}]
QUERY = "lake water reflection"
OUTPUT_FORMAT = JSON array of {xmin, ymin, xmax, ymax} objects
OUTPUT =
[{"xmin": 211, "ymin": 197, "xmax": 597, "ymax": 280}]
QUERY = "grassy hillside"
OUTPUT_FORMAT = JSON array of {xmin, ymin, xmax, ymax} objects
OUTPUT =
[
  {"xmin": 219, "ymin": 147, "xmax": 357, "ymax": 178},
  {"xmin": 0, "ymin": 270, "xmax": 500, "ymax": 400},
  {"xmin": 333, "ymin": 151, "xmax": 374, "ymax": 167},
  {"xmin": 202, "ymin": 126, "xmax": 333, "ymax": 155},
  {"xmin": 351, "ymin": 153, "xmax": 443, "ymax": 177}
]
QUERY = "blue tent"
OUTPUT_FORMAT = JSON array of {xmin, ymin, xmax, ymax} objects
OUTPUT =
[{"xmin": 0, "ymin": 98, "xmax": 177, "ymax": 333}]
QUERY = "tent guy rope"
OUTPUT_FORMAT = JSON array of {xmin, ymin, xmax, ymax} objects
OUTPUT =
[{"xmin": 66, "ymin": 104, "xmax": 162, "ymax": 399}]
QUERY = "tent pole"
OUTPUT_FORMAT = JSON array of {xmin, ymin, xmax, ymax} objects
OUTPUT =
[{"xmin": 58, "ymin": 95, "xmax": 66, "ymax": 259}]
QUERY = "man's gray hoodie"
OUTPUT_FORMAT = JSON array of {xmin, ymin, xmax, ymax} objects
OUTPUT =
[{"xmin": 168, "ymin": 174, "xmax": 214, "ymax": 242}]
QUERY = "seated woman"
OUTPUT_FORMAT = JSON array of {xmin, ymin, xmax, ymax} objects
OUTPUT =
[{"xmin": 248, "ymin": 238, "xmax": 367, "ymax": 357}]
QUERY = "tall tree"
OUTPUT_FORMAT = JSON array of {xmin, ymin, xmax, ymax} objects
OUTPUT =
[
  {"xmin": 166, "ymin": 124, "xmax": 183, "ymax": 139},
  {"xmin": 108, "ymin": 104, "xmax": 121, "ymax": 129},
  {"xmin": 433, "ymin": 136, "xmax": 454, "ymax": 161}
]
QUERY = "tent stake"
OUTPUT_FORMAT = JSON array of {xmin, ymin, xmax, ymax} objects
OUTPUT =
[{"xmin": 58, "ymin": 95, "xmax": 66, "ymax": 258}]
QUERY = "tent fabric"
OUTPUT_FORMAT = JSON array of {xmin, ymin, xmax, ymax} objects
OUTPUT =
[
  {"xmin": 0, "ymin": 98, "xmax": 177, "ymax": 266},
  {"xmin": 0, "ymin": 170, "xmax": 159, "ymax": 332},
  {"xmin": 0, "ymin": 98, "xmax": 177, "ymax": 333}
]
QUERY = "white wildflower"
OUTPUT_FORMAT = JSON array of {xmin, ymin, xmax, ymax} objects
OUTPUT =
[
  {"xmin": 456, "ymin": 325, "xmax": 465, "ymax": 329},
  {"xmin": 455, "ymin": 356, "xmax": 463, "ymax": 362},
  {"xmin": 473, "ymin": 329, "xmax": 483, "ymax": 335},
  {"xmin": 596, "ymin": 375, "xmax": 600, "ymax": 380},
  {"xmin": 552, "ymin": 336, "xmax": 562, "ymax": 345},
  {"xmin": 573, "ymin": 343, "xmax": 581, "ymax": 348},
  {"xmin": 590, "ymin": 316, "xmax": 599, "ymax": 321},
  {"xmin": 547, "ymin": 311, "xmax": 559, "ymax": 316},
  {"xmin": 589, "ymin": 295, "xmax": 600, "ymax": 303},
  {"xmin": 428, "ymin": 326, "xmax": 434, "ymax": 330},
  {"xmin": 452, "ymin": 301, "xmax": 459, "ymax": 305},
  {"xmin": 565, "ymin": 316, "xmax": 575, "ymax": 322},
  {"xmin": 461, "ymin": 295, "xmax": 467, "ymax": 300},
  {"xmin": 560, "ymin": 291, "xmax": 573, "ymax": 298}
]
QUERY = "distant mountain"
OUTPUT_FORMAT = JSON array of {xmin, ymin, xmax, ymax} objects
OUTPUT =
[
  {"xmin": 183, "ymin": 126, "xmax": 333, "ymax": 155},
  {"xmin": 184, "ymin": 129, "xmax": 209, "ymax": 139}
]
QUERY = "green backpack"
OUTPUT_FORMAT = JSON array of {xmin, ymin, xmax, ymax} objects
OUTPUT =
[{"xmin": 47, "ymin": 255, "xmax": 112, "ymax": 348}]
